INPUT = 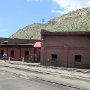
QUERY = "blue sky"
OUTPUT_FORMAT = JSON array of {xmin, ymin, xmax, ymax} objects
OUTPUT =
[{"xmin": 0, "ymin": 0, "xmax": 90, "ymax": 37}]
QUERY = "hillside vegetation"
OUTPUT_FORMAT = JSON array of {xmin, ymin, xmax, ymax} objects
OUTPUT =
[{"xmin": 10, "ymin": 7, "xmax": 90, "ymax": 39}]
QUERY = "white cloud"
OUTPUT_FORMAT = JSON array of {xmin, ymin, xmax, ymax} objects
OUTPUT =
[
  {"xmin": 52, "ymin": 0, "xmax": 90, "ymax": 14},
  {"xmin": 26, "ymin": 0, "xmax": 42, "ymax": 3}
]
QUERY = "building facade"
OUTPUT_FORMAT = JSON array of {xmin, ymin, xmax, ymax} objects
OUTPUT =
[
  {"xmin": 41, "ymin": 30, "xmax": 90, "ymax": 68},
  {"xmin": 0, "ymin": 38, "xmax": 41, "ymax": 62}
]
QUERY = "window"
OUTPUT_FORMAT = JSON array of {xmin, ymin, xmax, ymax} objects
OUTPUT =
[
  {"xmin": 1, "ymin": 50, "xmax": 4, "ymax": 55},
  {"xmin": 25, "ymin": 51, "xmax": 29, "ymax": 56},
  {"xmin": 51, "ymin": 54, "xmax": 58, "ymax": 60},
  {"xmin": 0, "ymin": 50, "xmax": 4, "ymax": 58},
  {"xmin": 75, "ymin": 55, "xmax": 81, "ymax": 66},
  {"xmin": 11, "ymin": 50, "xmax": 14, "ymax": 58}
]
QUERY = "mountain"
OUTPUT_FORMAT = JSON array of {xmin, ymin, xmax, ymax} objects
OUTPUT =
[{"xmin": 10, "ymin": 7, "xmax": 90, "ymax": 40}]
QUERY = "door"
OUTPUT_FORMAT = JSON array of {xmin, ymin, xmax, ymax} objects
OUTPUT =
[{"xmin": 11, "ymin": 50, "xmax": 14, "ymax": 58}]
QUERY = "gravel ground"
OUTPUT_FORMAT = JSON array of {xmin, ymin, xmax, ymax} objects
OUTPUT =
[{"xmin": 0, "ymin": 60, "xmax": 90, "ymax": 90}]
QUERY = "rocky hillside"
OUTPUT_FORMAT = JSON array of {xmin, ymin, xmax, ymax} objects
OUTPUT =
[{"xmin": 10, "ymin": 7, "xmax": 90, "ymax": 40}]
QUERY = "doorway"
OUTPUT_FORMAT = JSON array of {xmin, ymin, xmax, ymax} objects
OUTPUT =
[{"xmin": 11, "ymin": 50, "xmax": 14, "ymax": 58}]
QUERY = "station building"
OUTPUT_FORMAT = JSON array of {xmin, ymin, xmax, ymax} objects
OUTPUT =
[
  {"xmin": 40, "ymin": 30, "xmax": 90, "ymax": 68},
  {"xmin": 0, "ymin": 38, "xmax": 41, "ymax": 62}
]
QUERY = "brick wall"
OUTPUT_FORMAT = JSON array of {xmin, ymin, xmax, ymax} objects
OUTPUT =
[{"xmin": 41, "ymin": 31, "xmax": 90, "ymax": 68}]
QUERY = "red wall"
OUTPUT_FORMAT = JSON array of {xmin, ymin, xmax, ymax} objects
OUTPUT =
[
  {"xmin": 0, "ymin": 46, "xmax": 40, "ymax": 62},
  {"xmin": 8, "ymin": 48, "xmax": 20, "ymax": 59}
]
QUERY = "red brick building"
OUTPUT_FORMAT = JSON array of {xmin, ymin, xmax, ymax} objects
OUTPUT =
[
  {"xmin": 41, "ymin": 30, "xmax": 90, "ymax": 68},
  {"xmin": 0, "ymin": 38, "xmax": 41, "ymax": 62}
]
